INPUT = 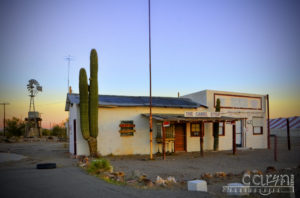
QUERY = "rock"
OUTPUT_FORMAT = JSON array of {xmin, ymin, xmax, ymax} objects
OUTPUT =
[
  {"xmin": 225, "ymin": 183, "xmax": 249, "ymax": 196},
  {"xmin": 156, "ymin": 176, "xmax": 166, "ymax": 186},
  {"xmin": 166, "ymin": 176, "xmax": 176, "ymax": 184},
  {"xmin": 126, "ymin": 179, "xmax": 137, "ymax": 183},
  {"xmin": 187, "ymin": 180, "xmax": 207, "ymax": 192},
  {"xmin": 266, "ymin": 166, "xmax": 277, "ymax": 173},
  {"xmin": 215, "ymin": 172, "xmax": 226, "ymax": 177},
  {"xmin": 142, "ymin": 178, "xmax": 153, "ymax": 187},
  {"xmin": 242, "ymin": 170, "xmax": 251, "ymax": 177},
  {"xmin": 131, "ymin": 170, "xmax": 142, "ymax": 179},
  {"xmin": 252, "ymin": 169, "xmax": 263, "ymax": 175},
  {"xmin": 201, "ymin": 173, "xmax": 213, "ymax": 179}
]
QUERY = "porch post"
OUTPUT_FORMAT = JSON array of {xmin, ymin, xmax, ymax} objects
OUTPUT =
[
  {"xmin": 232, "ymin": 121, "xmax": 236, "ymax": 155},
  {"xmin": 287, "ymin": 118, "xmax": 291, "ymax": 151},
  {"xmin": 200, "ymin": 121, "xmax": 204, "ymax": 157},
  {"xmin": 162, "ymin": 125, "xmax": 166, "ymax": 160}
]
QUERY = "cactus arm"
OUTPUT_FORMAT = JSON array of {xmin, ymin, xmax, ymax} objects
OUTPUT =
[
  {"xmin": 89, "ymin": 49, "xmax": 99, "ymax": 138},
  {"xmin": 79, "ymin": 68, "xmax": 90, "ymax": 140}
]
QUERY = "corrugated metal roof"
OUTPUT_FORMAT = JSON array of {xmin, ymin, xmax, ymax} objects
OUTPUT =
[
  {"xmin": 269, "ymin": 116, "xmax": 300, "ymax": 129},
  {"xmin": 142, "ymin": 113, "xmax": 244, "ymax": 122},
  {"xmin": 65, "ymin": 93, "xmax": 207, "ymax": 110}
]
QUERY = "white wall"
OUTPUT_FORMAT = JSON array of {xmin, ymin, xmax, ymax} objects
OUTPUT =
[
  {"xmin": 68, "ymin": 90, "xmax": 268, "ymax": 156},
  {"xmin": 97, "ymin": 106, "xmax": 206, "ymax": 156},
  {"xmin": 68, "ymin": 104, "xmax": 90, "ymax": 156},
  {"xmin": 184, "ymin": 90, "xmax": 268, "ymax": 149}
]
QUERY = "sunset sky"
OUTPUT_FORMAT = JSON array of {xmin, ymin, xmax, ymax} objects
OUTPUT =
[{"xmin": 0, "ymin": 0, "xmax": 299, "ymax": 129}]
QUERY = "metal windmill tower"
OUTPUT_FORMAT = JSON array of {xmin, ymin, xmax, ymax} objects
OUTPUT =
[
  {"xmin": 27, "ymin": 79, "xmax": 42, "ymax": 112},
  {"xmin": 25, "ymin": 79, "xmax": 43, "ymax": 137}
]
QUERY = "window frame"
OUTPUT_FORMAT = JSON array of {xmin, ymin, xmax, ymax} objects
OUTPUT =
[
  {"xmin": 190, "ymin": 123, "xmax": 202, "ymax": 137},
  {"xmin": 253, "ymin": 126, "xmax": 263, "ymax": 135},
  {"xmin": 218, "ymin": 121, "xmax": 225, "ymax": 136},
  {"xmin": 252, "ymin": 117, "xmax": 264, "ymax": 135}
]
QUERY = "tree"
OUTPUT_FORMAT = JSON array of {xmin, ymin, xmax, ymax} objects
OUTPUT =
[
  {"xmin": 5, "ymin": 117, "xmax": 25, "ymax": 137},
  {"xmin": 79, "ymin": 49, "xmax": 99, "ymax": 157},
  {"xmin": 213, "ymin": 99, "xmax": 221, "ymax": 151}
]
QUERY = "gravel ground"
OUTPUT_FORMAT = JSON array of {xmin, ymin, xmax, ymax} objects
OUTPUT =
[
  {"xmin": 107, "ymin": 137, "xmax": 300, "ymax": 196},
  {"xmin": 108, "ymin": 137, "xmax": 300, "ymax": 181}
]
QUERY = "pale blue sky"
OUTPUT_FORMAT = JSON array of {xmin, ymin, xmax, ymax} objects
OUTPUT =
[{"xmin": 0, "ymin": 0, "xmax": 299, "ymax": 125}]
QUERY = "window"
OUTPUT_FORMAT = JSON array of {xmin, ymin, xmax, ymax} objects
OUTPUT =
[
  {"xmin": 219, "ymin": 122, "xmax": 225, "ymax": 136},
  {"xmin": 156, "ymin": 124, "xmax": 162, "ymax": 138},
  {"xmin": 191, "ymin": 123, "xmax": 202, "ymax": 137},
  {"xmin": 252, "ymin": 117, "xmax": 264, "ymax": 135},
  {"xmin": 119, "ymin": 120, "xmax": 135, "ymax": 136}
]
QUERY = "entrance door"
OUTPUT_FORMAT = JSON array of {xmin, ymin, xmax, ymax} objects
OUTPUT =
[
  {"xmin": 235, "ymin": 121, "xmax": 242, "ymax": 147},
  {"xmin": 175, "ymin": 124, "xmax": 186, "ymax": 152},
  {"xmin": 73, "ymin": 119, "xmax": 77, "ymax": 155}
]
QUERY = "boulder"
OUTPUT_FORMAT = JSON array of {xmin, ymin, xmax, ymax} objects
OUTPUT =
[{"xmin": 187, "ymin": 180, "xmax": 207, "ymax": 192}]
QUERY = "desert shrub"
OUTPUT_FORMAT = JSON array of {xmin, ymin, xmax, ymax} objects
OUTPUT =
[
  {"xmin": 42, "ymin": 128, "xmax": 51, "ymax": 136},
  {"xmin": 5, "ymin": 117, "xmax": 25, "ymax": 137},
  {"xmin": 87, "ymin": 158, "xmax": 111, "ymax": 174},
  {"xmin": 51, "ymin": 125, "xmax": 66, "ymax": 138}
]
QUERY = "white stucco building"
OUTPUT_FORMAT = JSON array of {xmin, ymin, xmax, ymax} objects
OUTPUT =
[{"xmin": 65, "ymin": 90, "xmax": 269, "ymax": 156}]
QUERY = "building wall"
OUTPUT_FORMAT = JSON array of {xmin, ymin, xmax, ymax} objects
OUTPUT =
[
  {"xmin": 68, "ymin": 90, "xmax": 268, "ymax": 156},
  {"xmin": 184, "ymin": 90, "xmax": 268, "ymax": 149},
  {"xmin": 71, "ymin": 105, "xmax": 207, "ymax": 156},
  {"xmin": 68, "ymin": 104, "xmax": 90, "ymax": 156}
]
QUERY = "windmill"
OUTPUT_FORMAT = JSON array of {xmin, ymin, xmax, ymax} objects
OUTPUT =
[{"xmin": 25, "ymin": 79, "xmax": 43, "ymax": 137}]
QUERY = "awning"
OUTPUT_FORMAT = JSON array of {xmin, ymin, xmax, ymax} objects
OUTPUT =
[{"xmin": 142, "ymin": 113, "xmax": 245, "ymax": 122}]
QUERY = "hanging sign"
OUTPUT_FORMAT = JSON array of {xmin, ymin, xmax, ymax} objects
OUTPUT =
[{"xmin": 163, "ymin": 121, "xmax": 170, "ymax": 127}]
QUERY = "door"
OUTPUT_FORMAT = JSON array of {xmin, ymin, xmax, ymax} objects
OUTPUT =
[
  {"xmin": 73, "ymin": 119, "xmax": 77, "ymax": 155},
  {"xmin": 175, "ymin": 124, "xmax": 186, "ymax": 152},
  {"xmin": 235, "ymin": 120, "xmax": 242, "ymax": 147}
]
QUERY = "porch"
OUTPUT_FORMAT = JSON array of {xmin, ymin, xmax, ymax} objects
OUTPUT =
[{"xmin": 142, "ymin": 113, "xmax": 245, "ymax": 159}]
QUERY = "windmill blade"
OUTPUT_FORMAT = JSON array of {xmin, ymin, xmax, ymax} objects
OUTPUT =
[{"xmin": 37, "ymin": 86, "xmax": 42, "ymax": 92}]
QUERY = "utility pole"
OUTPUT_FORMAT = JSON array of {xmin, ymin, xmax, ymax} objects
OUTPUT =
[
  {"xmin": 148, "ymin": 0, "xmax": 153, "ymax": 160},
  {"xmin": 0, "ymin": 103, "xmax": 9, "ymax": 136}
]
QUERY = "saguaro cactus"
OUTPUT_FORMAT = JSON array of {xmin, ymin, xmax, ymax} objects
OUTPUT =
[
  {"xmin": 79, "ymin": 49, "xmax": 99, "ymax": 157},
  {"xmin": 213, "ymin": 99, "xmax": 221, "ymax": 151},
  {"xmin": 79, "ymin": 68, "xmax": 90, "ymax": 140},
  {"xmin": 89, "ymin": 49, "xmax": 98, "ymax": 139}
]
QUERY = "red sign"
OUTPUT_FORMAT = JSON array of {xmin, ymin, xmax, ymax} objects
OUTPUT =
[
  {"xmin": 119, "ymin": 124, "xmax": 135, "ymax": 128},
  {"xmin": 163, "ymin": 121, "xmax": 170, "ymax": 127}
]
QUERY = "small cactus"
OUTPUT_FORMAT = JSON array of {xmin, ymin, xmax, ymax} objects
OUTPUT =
[{"xmin": 213, "ymin": 99, "xmax": 221, "ymax": 151}]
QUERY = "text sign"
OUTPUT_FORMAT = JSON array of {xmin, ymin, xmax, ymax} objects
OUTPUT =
[{"xmin": 184, "ymin": 112, "xmax": 221, "ymax": 117}]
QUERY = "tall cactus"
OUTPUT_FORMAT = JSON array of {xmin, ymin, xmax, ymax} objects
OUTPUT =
[
  {"xmin": 89, "ymin": 49, "xmax": 98, "ymax": 138},
  {"xmin": 213, "ymin": 99, "xmax": 221, "ymax": 151},
  {"xmin": 79, "ymin": 68, "xmax": 90, "ymax": 140},
  {"xmin": 79, "ymin": 49, "xmax": 99, "ymax": 157}
]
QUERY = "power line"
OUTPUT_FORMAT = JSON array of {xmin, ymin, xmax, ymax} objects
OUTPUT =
[{"xmin": 0, "ymin": 102, "xmax": 10, "ymax": 136}]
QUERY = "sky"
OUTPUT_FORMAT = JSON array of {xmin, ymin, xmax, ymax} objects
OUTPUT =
[{"xmin": 0, "ymin": 0, "xmax": 299, "ymax": 128}]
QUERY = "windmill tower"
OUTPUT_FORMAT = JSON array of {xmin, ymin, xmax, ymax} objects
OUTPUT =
[{"xmin": 25, "ymin": 79, "xmax": 43, "ymax": 137}]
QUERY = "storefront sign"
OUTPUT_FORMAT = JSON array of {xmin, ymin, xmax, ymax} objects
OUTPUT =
[{"xmin": 184, "ymin": 112, "xmax": 221, "ymax": 118}]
